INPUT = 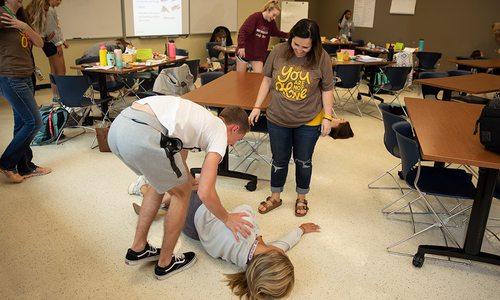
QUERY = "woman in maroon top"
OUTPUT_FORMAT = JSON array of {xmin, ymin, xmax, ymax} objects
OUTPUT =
[{"xmin": 236, "ymin": 0, "xmax": 287, "ymax": 73}]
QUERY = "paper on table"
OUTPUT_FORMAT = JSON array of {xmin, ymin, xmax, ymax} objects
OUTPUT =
[
  {"xmin": 355, "ymin": 55, "xmax": 384, "ymax": 62},
  {"xmin": 85, "ymin": 65, "xmax": 114, "ymax": 70}
]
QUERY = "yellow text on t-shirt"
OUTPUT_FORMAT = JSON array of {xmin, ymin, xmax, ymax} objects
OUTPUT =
[{"xmin": 276, "ymin": 66, "xmax": 311, "ymax": 101}]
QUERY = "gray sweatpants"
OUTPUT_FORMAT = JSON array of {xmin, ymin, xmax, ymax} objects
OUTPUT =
[{"xmin": 108, "ymin": 107, "xmax": 187, "ymax": 193}]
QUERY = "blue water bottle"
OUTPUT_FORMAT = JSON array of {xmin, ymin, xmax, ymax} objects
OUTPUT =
[{"xmin": 418, "ymin": 39, "xmax": 424, "ymax": 51}]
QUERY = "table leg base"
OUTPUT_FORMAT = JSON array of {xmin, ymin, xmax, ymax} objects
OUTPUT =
[
  {"xmin": 190, "ymin": 168, "xmax": 258, "ymax": 191},
  {"xmin": 413, "ymin": 245, "xmax": 500, "ymax": 268}
]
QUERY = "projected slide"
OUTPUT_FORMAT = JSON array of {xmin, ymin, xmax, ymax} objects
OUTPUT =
[{"xmin": 133, "ymin": 0, "xmax": 182, "ymax": 36}]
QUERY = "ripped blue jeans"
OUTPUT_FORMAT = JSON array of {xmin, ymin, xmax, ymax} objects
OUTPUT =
[{"xmin": 267, "ymin": 120, "xmax": 321, "ymax": 195}]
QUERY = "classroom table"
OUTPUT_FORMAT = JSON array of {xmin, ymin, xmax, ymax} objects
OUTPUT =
[
  {"xmin": 70, "ymin": 56, "xmax": 188, "ymax": 111},
  {"xmin": 413, "ymin": 73, "xmax": 500, "ymax": 100},
  {"xmin": 182, "ymin": 71, "xmax": 270, "ymax": 191},
  {"xmin": 405, "ymin": 98, "xmax": 500, "ymax": 267},
  {"xmin": 448, "ymin": 58, "xmax": 500, "ymax": 71}
]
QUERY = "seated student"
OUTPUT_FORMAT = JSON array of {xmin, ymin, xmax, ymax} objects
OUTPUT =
[
  {"xmin": 133, "ymin": 182, "xmax": 320, "ymax": 299},
  {"xmin": 210, "ymin": 26, "xmax": 234, "ymax": 47},
  {"xmin": 82, "ymin": 38, "xmax": 131, "ymax": 58}
]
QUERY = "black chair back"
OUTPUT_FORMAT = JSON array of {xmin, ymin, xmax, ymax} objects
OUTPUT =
[
  {"xmin": 416, "ymin": 52, "xmax": 442, "ymax": 70},
  {"xmin": 418, "ymin": 72, "xmax": 448, "ymax": 99},
  {"xmin": 50, "ymin": 74, "xmax": 92, "ymax": 107},
  {"xmin": 447, "ymin": 70, "xmax": 472, "ymax": 77},
  {"xmin": 322, "ymin": 43, "xmax": 340, "ymax": 55},
  {"xmin": 384, "ymin": 67, "xmax": 412, "ymax": 91},
  {"xmin": 75, "ymin": 56, "xmax": 99, "ymax": 65},
  {"xmin": 184, "ymin": 59, "xmax": 200, "ymax": 82},
  {"xmin": 176, "ymin": 48, "xmax": 189, "ymax": 56},
  {"xmin": 380, "ymin": 104, "xmax": 407, "ymax": 158},
  {"xmin": 334, "ymin": 64, "xmax": 363, "ymax": 88},
  {"xmin": 200, "ymin": 71, "xmax": 224, "ymax": 85},
  {"xmin": 392, "ymin": 121, "xmax": 418, "ymax": 181}
]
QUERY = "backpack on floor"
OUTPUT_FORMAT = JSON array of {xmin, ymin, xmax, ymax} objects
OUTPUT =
[
  {"xmin": 32, "ymin": 105, "xmax": 69, "ymax": 146},
  {"xmin": 152, "ymin": 63, "xmax": 195, "ymax": 96}
]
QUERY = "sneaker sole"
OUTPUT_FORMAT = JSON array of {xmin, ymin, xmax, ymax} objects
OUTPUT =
[
  {"xmin": 154, "ymin": 256, "xmax": 197, "ymax": 280},
  {"xmin": 125, "ymin": 255, "xmax": 161, "ymax": 266}
]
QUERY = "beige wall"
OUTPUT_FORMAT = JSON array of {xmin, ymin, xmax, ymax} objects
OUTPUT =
[
  {"xmin": 315, "ymin": 0, "xmax": 500, "ymax": 71},
  {"xmin": 32, "ymin": 0, "xmax": 269, "ymax": 86}
]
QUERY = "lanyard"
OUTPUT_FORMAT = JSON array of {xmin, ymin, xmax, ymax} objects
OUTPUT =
[
  {"xmin": 2, "ymin": 5, "xmax": 29, "ymax": 48},
  {"xmin": 2, "ymin": 5, "xmax": 16, "ymax": 18}
]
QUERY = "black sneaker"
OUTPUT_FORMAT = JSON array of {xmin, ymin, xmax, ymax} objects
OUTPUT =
[
  {"xmin": 125, "ymin": 243, "xmax": 161, "ymax": 265},
  {"xmin": 154, "ymin": 252, "xmax": 197, "ymax": 280}
]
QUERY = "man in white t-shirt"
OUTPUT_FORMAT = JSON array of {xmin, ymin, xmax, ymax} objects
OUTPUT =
[{"xmin": 108, "ymin": 95, "xmax": 253, "ymax": 280}]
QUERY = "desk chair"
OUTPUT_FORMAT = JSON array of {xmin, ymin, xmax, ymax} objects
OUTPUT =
[
  {"xmin": 415, "ymin": 52, "xmax": 442, "ymax": 73},
  {"xmin": 368, "ymin": 104, "xmax": 409, "ymax": 196},
  {"xmin": 184, "ymin": 59, "xmax": 200, "ymax": 83},
  {"xmin": 50, "ymin": 74, "xmax": 113, "ymax": 147},
  {"xmin": 334, "ymin": 64, "xmax": 364, "ymax": 116},
  {"xmin": 368, "ymin": 66, "xmax": 412, "ymax": 117},
  {"xmin": 418, "ymin": 72, "xmax": 448, "ymax": 100},
  {"xmin": 387, "ymin": 121, "xmax": 475, "ymax": 258},
  {"xmin": 200, "ymin": 71, "xmax": 224, "ymax": 85},
  {"xmin": 322, "ymin": 43, "xmax": 340, "ymax": 56}
]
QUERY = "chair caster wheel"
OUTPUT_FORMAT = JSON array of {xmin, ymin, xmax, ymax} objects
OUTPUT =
[
  {"xmin": 245, "ymin": 181, "xmax": 257, "ymax": 191},
  {"xmin": 412, "ymin": 253, "xmax": 424, "ymax": 268},
  {"xmin": 398, "ymin": 171, "xmax": 404, "ymax": 180},
  {"xmin": 357, "ymin": 94, "xmax": 362, "ymax": 100}
]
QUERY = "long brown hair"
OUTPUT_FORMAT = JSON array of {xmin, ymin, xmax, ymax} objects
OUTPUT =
[
  {"xmin": 225, "ymin": 250, "xmax": 295, "ymax": 300},
  {"xmin": 285, "ymin": 19, "xmax": 323, "ymax": 68},
  {"xmin": 25, "ymin": 0, "xmax": 50, "ymax": 33}
]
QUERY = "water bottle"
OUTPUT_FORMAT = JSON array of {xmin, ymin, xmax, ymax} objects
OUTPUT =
[
  {"xmin": 114, "ymin": 49, "xmax": 123, "ymax": 67},
  {"xmin": 419, "ymin": 39, "xmax": 424, "ymax": 51},
  {"xmin": 99, "ymin": 43, "xmax": 107, "ymax": 66},
  {"xmin": 388, "ymin": 44, "xmax": 394, "ymax": 61},
  {"xmin": 168, "ymin": 40, "xmax": 176, "ymax": 59},
  {"xmin": 106, "ymin": 52, "xmax": 115, "ymax": 66}
]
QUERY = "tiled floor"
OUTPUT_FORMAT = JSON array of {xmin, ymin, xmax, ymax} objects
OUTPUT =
[{"xmin": 0, "ymin": 84, "xmax": 498, "ymax": 299}]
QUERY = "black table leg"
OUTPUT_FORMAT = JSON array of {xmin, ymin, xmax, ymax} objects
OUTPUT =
[
  {"xmin": 223, "ymin": 53, "xmax": 229, "ymax": 73},
  {"xmin": 413, "ymin": 168, "xmax": 500, "ymax": 267},
  {"xmin": 190, "ymin": 147, "xmax": 258, "ymax": 191}
]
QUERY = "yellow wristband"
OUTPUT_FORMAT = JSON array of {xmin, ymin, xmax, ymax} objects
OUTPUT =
[{"xmin": 323, "ymin": 114, "xmax": 333, "ymax": 121}]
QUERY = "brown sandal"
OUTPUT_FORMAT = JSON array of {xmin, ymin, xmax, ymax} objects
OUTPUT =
[
  {"xmin": 258, "ymin": 196, "xmax": 282, "ymax": 214},
  {"xmin": 295, "ymin": 199, "xmax": 309, "ymax": 217}
]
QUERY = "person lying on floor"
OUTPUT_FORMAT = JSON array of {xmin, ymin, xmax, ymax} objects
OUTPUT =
[{"xmin": 133, "ymin": 181, "xmax": 321, "ymax": 299}]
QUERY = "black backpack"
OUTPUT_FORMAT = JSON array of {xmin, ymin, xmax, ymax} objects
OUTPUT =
[
  {"xmin": 474, "ymin": 98, "xmax": 500, "ymax": 153},
  {"xmin": 32, "ymin": 106, "xmax": 69, "ymax": 146}
]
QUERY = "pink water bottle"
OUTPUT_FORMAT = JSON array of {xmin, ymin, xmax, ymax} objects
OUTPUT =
[{"xmin": 168, "ymin": 40, "xmax": 176, "ymax": 59}]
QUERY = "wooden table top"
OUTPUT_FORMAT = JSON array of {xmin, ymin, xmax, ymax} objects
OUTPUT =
[
  {"xmin": 448, "ymin": 58, "xmax": 500, "ymax": 69},
  {"xmin": 413, "ymin": 73, "xmax": 500, "ymax": 94},
  {"xmin": 331, "ymin": 58, "xmax": 394, "ymax": 67},
  {"xmin": 405, "ymin": 98, "xmax": 500, "ymax": 169},
  {"xmin": 183, "ymin": 71, "xmax": 270, "ymax": 110},
  {"xmin": 70, "ymin": 56, "xmax": 187, "ymax": 75}
]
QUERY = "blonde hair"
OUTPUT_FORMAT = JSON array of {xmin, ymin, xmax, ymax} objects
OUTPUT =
[
  {"xmin": 25, "ymin": 0, "xmax": 50, "ymax": 33},
  {"xmin": 262, "ymin": 0, "xmax": 281, "ymax": 12},
  {"xmin": 225, "ymin": 250, "xmax": 295, "ymax": 300}
]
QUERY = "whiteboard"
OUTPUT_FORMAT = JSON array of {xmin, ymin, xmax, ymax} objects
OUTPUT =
[
  {"xmin": 190, "ymin": 0, "xmax": 237, "ymax": 34},
  {"xmin": 390, "ymin": 0, "xmax": 417, "ymax": 15},
  {"xmin": 280, "ymin": 1, "xmax": 309, "ymax": 32},
  {"xmin": 353, "ymin": 0, "xmax": 376, "ymax": 28},
  {"xmin": 57, "ymin": 0, "xmax": 123, "ymax": 39}
]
